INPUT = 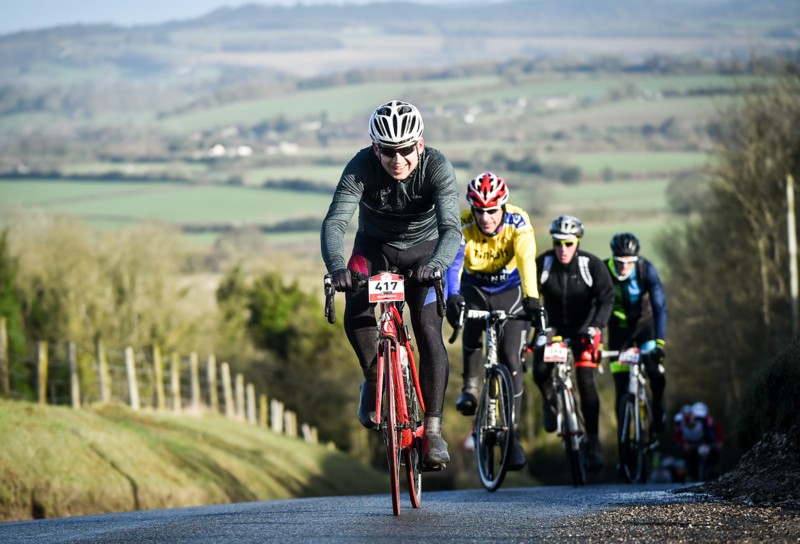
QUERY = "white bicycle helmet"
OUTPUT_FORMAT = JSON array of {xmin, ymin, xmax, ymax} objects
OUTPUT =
[
  {"xmin": 692, "ymin": 402, "xmax": 709, "ymax": 419},
  {"xmin": 368, "ymin": 100, "xmax": 424, "ymax": 147},
  {"xmin": 549, "ymin": 215, "xmax": 584, "ymax": 240}
]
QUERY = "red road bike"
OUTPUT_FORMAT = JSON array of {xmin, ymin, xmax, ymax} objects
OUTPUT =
[{"xmin": 324, "ymin": 269, "xmax": 445, "ymax": 515}]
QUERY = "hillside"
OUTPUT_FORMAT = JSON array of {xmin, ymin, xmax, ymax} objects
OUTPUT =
[{"xmin": 0, "ymin": 398, "xmax": 387, "ymax": 522}]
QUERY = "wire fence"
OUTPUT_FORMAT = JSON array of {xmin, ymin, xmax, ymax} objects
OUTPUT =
[{"xmin": 0, "ymin": 318, "xmax": 320, "ymax": 446}]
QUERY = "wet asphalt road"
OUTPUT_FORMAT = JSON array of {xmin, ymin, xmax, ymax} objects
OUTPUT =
[{"xmin": 0, "ymin": 483, "xmax": 699, "ymax": 543}]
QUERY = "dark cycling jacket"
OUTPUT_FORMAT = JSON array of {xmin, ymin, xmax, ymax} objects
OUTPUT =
[
  {"xmin": 605, "ymin": 256, "xmax": 667, "ymax": 341},
  {"xmin": 536, "ymin": 249, "xmax": 614, "ymax": 334},
  {"xmin": 321, "ymin": 146, "xmax": 461, "ymax": 273}
]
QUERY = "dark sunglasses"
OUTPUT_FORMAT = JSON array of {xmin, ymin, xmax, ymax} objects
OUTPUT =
[
  {"xmin": 379, "ymin": 143, "xmax": 417, "ymax": 158},
  {"xmin": 473, "ymin": 207, "xmax": 501, "ymax": 215},
  {"xmin": 553, "ymin": 239, "xmax": 576, "ymax": 247}
]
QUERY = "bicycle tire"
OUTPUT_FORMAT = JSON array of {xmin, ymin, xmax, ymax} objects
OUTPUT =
[
  {"xmin": 380, "ymin": 341, "xmax": 402, "ymax": 516},
  {"xmin": 475, "ymin": 365, "xmax": 514, "ymax": 492},
  {"xmin": 558, "ymin": 381, "xmax": 586, "ymax": 486},
  {"xmin": 404, "ymin": 362, "xmax": 423, "ymax": 508},
  {"xmin": 617, "ymin": 392, "xmax": 650, "ymax": 483}
]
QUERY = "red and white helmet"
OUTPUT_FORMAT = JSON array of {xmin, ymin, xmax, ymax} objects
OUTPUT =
[{"xmin": 466, "ymin": 171, "xmax": 509, "ymax": 209}]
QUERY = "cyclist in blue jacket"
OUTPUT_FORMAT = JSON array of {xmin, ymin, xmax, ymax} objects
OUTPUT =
[{"xmin": 605, "ymin": 232, "xmax": 667, "ymax": 446}]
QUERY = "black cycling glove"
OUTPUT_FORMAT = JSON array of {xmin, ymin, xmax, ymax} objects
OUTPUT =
[
  {"xmin": 416, "ymin": 264, "xmax": 441, "ymax": 286},
  {"xmin": 330, "ymin": 268, "xmax": 353, "ymax": 292},
  {"xmin": 445, "ymin": 294, "xmax": 465, "ymax": 329}
]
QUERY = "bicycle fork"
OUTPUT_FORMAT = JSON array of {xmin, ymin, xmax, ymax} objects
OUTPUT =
[{"xmin": 557, "ymin": 365, "xmax": 581, "ymax": 448}]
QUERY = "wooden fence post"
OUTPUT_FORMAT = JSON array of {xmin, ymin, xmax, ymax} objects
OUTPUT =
[
  {"xmin": 37, "ymin": 341, "xmax": 48, "ymax": 405},
  {"xmin": 206, "ymin": 354, "xmax": 218, "ymax": 413},
  {"xmin": 0, "ymin": 318, "xmax": 9, "ymax": 397},
  {"xmin": 301, "ymin": 424, "xmax": 318, "ymax": 445},
  {"xmin": 246, "ymin": 383, "xmax": 256, "ymax": 425},
  {"xmin": 190, "ymin": 352, "xmax": 200, "ymax": 412},
  {"xmin": 221, "ymin": 362, "xmax": 234, "ymax": 418},
  {"xmin": 170, "ymin": 352, "xmax": 181, "ymax": 413},
  {"xmin": 259, "ymin": 393, "xmax": 268, "ymax": 429},
  {"xmin": 152, "ymin": 345, "xmax": 166, "ymax": 410},
  {"xmin": 95, "ymin": 338, "xmax": 111, "ymax": 403},
  {"xmin": 284, "ymin": 410, "xmax": 296, "ymax": 438},
  {"xmin": 235, "ymin": 373, "xmax": 245, "ymax": 421},
  {"xmin": 69, "ymin": 341, "xmax": 80, "ymax": 409},
  {"xmin": 125, "ymin": 347, "xmax": 140, "ymax": 411},
  {"xmin": 270, "ymin": 399, "xmax": 284, "ymax": 433}
]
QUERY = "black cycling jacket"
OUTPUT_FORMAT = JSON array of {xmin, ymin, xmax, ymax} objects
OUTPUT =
[
  {"xmin": 536, "ymin": 248, "xmax": 614, "ymax": 335},
  {"xmin": 320, "ymin": 146, "xmax": 461, "ymax": 274}
]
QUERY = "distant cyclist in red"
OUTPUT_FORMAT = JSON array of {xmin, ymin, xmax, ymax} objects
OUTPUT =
[
  {"xmin": 674, "ymin": 402, "xmax": 723, "ymax": 481},
  {"xmin": 321, "ymin": 100, "xmax": 461, "ymax": 470}
]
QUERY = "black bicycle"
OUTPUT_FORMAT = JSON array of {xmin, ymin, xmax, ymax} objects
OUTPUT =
[
  {"xmin": 604, "ymin": 346, "xmax": 657, "ymax": 484},
  {"xmin": 450, "ymin": 306, "xmax": 529, "ymax": 491},
  {"xmin": 532, "ymin": 333, "xmax": 587, "ymax": 486}
]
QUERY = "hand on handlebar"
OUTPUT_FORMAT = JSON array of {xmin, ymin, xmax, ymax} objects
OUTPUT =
[
  {"xmin": 330, "ymin": 268, "xmax": 353, "ymax": 292},
  {"xmin": 415, "ymin": 264, "xmax": 441, "ymax": 286},
  {"xmin": 445, "ymin": 294, "xmax": 465, "ymax": 329},
  {"xmin": 330, "ymin": 269, "xmax": 367, "ymax": 292}
]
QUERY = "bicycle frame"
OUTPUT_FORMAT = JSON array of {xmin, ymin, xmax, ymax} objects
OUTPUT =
[
  {"xmin": 373, "ymin": 282, "xmax": 426, "ymax": 434},
  {"xmin": 541, "ymin": 335, "xmax": 586, "ymax": 486},
  {"xmin": 606, "ymin": 346, "xmax": 654, "ymax": 483}
]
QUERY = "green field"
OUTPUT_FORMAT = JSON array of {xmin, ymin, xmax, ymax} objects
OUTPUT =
[
  {"xmin": 0, "ymin": 180, "xmax": 332, "ymax": 226},
  {"xmin": 156, "ymin": 73, "xmax": 743, "ymax": 133}
]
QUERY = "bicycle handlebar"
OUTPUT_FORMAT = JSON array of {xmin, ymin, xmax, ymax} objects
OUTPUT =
[
  {"xmin": 449, "ymin": 307, "xmax": 531, "ymax": 344},
  {"xmin": 323, "ymin": 274, "xmax": 336, "ymax": 324},
  {"xmin": 323, "ymin": 268, "xmax": 446, "ymax": 324}
]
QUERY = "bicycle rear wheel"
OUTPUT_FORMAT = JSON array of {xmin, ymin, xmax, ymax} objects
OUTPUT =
[
  {"xmin": 557, "ymin": 381, "xmax": 586, "ymax": 486},
  {"xmin": 617, "ymin": 392, "xmax": 650, "ymax": 483},
  {"xmin": 380, "ymin": 341, "xmax": 402, "ymax": 516},
  {"xmin": 404, "ymin": 367, "xmax": 423, "ymax": 508},
  {"xmin": 475, "ymin": 365, "xmax": 514, "ymax": 492}
]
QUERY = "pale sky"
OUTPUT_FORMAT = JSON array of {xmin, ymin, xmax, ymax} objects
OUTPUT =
[{"xmin": 0, "ymin": 0, "xmax": 479, "ymax": 35}]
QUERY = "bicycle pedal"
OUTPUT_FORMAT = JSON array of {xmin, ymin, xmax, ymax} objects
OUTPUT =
[{"xmin": 421, "ymin": 463, "xmax": 446, "ymax": 473}]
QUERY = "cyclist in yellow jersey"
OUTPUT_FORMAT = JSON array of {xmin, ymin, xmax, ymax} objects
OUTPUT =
[{"xmin": 445, "ymin": 171, "xmax": 544, "ymax": 470}]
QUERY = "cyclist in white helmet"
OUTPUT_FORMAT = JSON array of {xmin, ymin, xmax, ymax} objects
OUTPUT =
[
  {"xmin": 445, "ymin": 171, "xmax": 544, "ymax": 471},
  {"xmin": 321, "ymin": 99, "xmax": 461, "ymax": 470},
  {"xmin": 531, "ymin": 215, "xmax": 614, "ymax": 470}
]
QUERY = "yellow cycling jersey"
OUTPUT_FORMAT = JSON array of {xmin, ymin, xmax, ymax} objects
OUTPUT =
[{"xmin": 445, "ymin": 203, "xmax": 539, "ymax": 298}]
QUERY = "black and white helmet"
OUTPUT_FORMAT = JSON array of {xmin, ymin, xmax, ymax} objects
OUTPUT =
[
  {"xmin": 368, "ymin": 100, "xmax": 424, "ymax": 147},
  {"xmin": 610, "ymin": 232, "xmax": 641, "ymax": 257},
  {"xmin": 549, "ymin": 215, "xmax": 584, "ymax": 240}
]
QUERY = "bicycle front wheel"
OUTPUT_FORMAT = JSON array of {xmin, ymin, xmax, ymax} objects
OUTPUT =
[
  {"xmin": 475, "ymin": 365, "xmax": 514, "ymax": 492},
  {"xmin": 557, "ymin": 381, "xmax": 586, "ymax": 486},
  {"xmin": 380, "ymin": 341, "xmax": 402, "ymax": 516},
  {"xmin": 617, "ymin": 392, "xmax": 650, "ymax": 483},
  {"xmin": 404, "ymin": 366, "xmax": 423, "ymax": 508}
]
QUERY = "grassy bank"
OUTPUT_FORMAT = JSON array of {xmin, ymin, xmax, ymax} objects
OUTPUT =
[{"xmin": 0, "ymin": 399, "xmax": 386, "ymax": 522}]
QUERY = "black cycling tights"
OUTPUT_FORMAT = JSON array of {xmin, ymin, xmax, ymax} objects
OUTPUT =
[
  {"xmin": 534, "ymin": 357, "xmax": 601, "ymax": 435},
  {"xmin": 343, "ymin": 235, "xmax": 449, "ymax": 418},
  {"xmin": 460, "ymin": 283, "xmax": 529, "ymax": 425}
]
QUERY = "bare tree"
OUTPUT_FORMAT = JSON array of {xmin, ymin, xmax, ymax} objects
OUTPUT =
[{"xmin": 657, "ymin": 68, "xmax": 800, "ymax": 437}]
